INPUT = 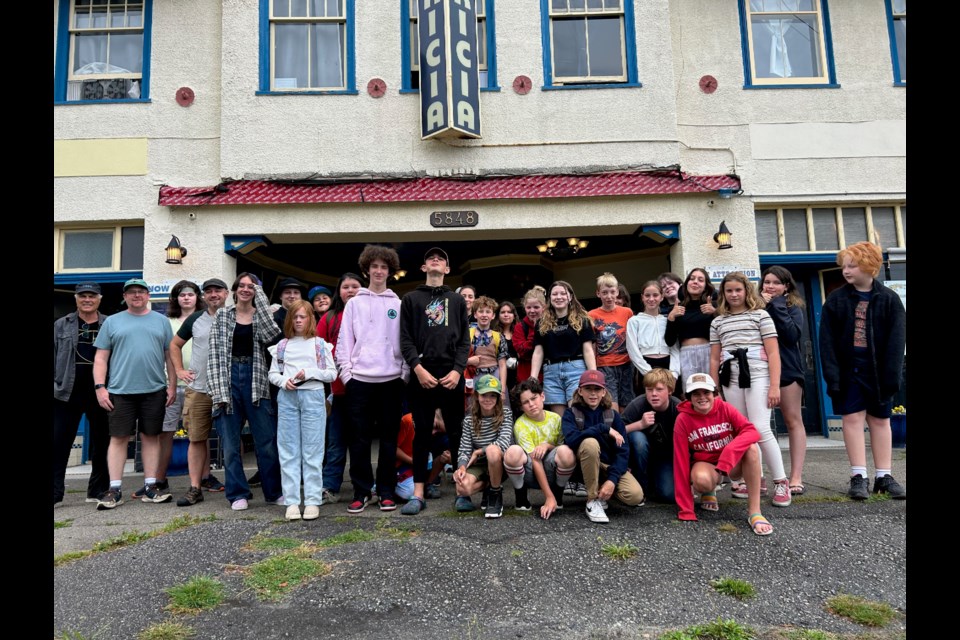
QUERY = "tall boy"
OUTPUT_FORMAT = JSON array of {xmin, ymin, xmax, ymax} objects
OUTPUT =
[
  {"xmin": 589, "ymin": 272, "xmax": 635, "ymax": 411},
  {"xmin": 338, "ymin": 245, "xmax": 409, "ymax": 513},
  {"xmin": 399, "ymin": 247, "xmax": 471, "ymax": 515},
  {"xmin": 819, "ymin": 241, "xmax": 906, "ymax": 500}
]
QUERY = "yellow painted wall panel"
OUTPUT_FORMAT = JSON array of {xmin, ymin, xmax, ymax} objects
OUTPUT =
[{"xmin": 54, "ymin": 139, "xmax": 148, "ymax": 177}]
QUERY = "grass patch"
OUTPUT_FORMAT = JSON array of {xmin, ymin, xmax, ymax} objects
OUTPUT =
[
  {"xmin": 511, "ymin": 549, "xmax": 523, "ymax": 557},
  {"xmin": 137, "ymin": 621, "xmax": 194, "ymax": 640},
  {"xmin": 598, "ymin": 537, "xmax": 639, "ymax": 561},
  {"xmin": 165, "ymin": 576, "xmax": 225, "ymax": 614},
  {"xmin": 791, "ymin": 495, "xmax": 849, "ymax": 505},
  {"xmin": 769, "ymin": 629, "xmax": 839, "ymax": 640},
  {"xmin": 160, "ymin": 514, "xmax": 217, "ymax": 534},
  {"xmin": 333, "ymin": 516, "xmax": 350, "ymax": 524},
  {"xmin": 865, "ymin": 493, "xmax": 891, "ymax": 504},
  {"xmin": 710, "ymin": 577, "xmax": 756, "ymax": 600},
  {"xmin": 825, "ymin": 594, "xmax": 896, "ymax": 627},
  {"xmin": 54, "ymin": 519, "xmax": 74, "ymax": 530},
  {"xmin": 318, "ymin": 529, "xmax": 378, "ymax": 547},
  {"xmin": 60, "ymin": 630, "xmax": 105, "ymax": 640},
  {"xmin": 717, "ymin": 523, "xmax": 738, "ymax": 534},
  {"xmin": 374, "ymin": 517, "xmax": 420, "ymax": 540},
  {"xmin": 247, "ymin": 536, "xmax": 303, "ymax": 551},
  {"xmin": 244, "ymin": 550, "xmax": 331, "ymax": 601},
  {"xmin": 92, "ymin": 530, "xmax": 152, "ymax": 553},
  {"xmin": 54, "ymin": 550, "xmax": 93, "ymax": 566},
  {"xmin": 660, "ymin": 618, "xmax": 755, "ymax": 640}
]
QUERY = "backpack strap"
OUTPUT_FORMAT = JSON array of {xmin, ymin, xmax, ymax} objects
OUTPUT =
[
  {"xmin": 602, "ymin": 409, "xmax": 615, "ymax": 430},
  {"xmin": 276, "ymin": 338, "xmax": 289, "ymax": 370},
  {"xmin": 570, "ymin": 406, "xmax": 585, "ymax": 431},
  {"xmin": 314, "ymin": 338, "xmax": 329, "ymax": 369}
]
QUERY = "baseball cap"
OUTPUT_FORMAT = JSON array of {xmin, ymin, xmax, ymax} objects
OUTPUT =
[
  {"xmin": 578, "ymin": 370, "xmax": 607, "ymax": 389},
  {"xmin": 474, "ymin": 374, "xmax": 502, "ymax": 396},
  {"xmin": 308, "ymin": 285, "xmax": 333, "ymax": 301},
  {"xmin": 684, "ymin": 373, "xmax": 716, "ymax": 393},
  {"xmin": 75, "ymin": 282, "xmax": 101, "ymax": 295},
  {"xmin": 123, "ymin": 278, "xmax": 149, "ymax": 292},
  {"xmin": 202, "ymin": 278, "xmax": 228, "ymax": 291},
  {"xmin": 423, "ymin": 247, "xmax": 449, "ymax": 263}
]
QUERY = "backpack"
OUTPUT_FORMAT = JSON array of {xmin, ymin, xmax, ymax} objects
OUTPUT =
[
  {"xmin": 276, "ymin": 337, "xmax": 331, "ymax": 372},
  {"xmin": 569, "ymin": 406, "xmax": 615, "ymax": 432}
]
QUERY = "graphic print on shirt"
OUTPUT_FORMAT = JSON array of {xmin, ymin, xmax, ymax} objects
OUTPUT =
[
  {"xmin": 425, "ymin": 297, "xmax": 448, "ymax": 327},
  {"xmin": 854, "ymin": 300, "xmax": 869, "ymax": 349},
  {"xmin": 688, "ymin": 421, "xmax": 734, "ymax": 452},
  {"xmin": 593, "ymin": 318, "xmax": 625, "ymax": 357}
]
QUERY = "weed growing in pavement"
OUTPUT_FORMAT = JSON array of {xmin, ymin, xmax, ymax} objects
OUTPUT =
[
  {"xmin": 317, "ymin": 529, "xmax": 378, "ymax": 547},
  {"xmin": 375, "ymin": 517, "xmax": 420, "ymax": 540},
  {"xmin": 710, "ymin": 577, "xmax": 756, "ymax": 600},
  {"xmin": 160, "ymin": 514, "xmax": 217, "ymax": 533},
  {"xmin": 333, "ymin": 516, "xmax": 350, "ymax": 524},
  {"xmin": 54, "ymin": 519, "xmax": 74, "ymax": 529},
  {"xmin": 92, "ymin": 530, "xmax": 152, "ymax": 552},
  {"xmin": 791, "ymin": 495, "xmax": 848, "ymax": 505},
  {"xmin": 825, "ymin": 594, "xmax": 896, "ymax": 627},
  {"xmin": 511, "ymin": 549, "xmax": 523, "ymax": 557},
  {"xmin": 717, "ymin": 523, "xmax": 738, "ymax": 533},
  {"xmin": 137, "ymin": 621, "xmax": 194, "ymax": 640},
  {"xmin": 659, "ymin": 618, "xmax": 755, "ymax": 640},
  {"xmin": 244, "ymin": 550, "xmax": 331, "ymax": 600},
  {"xmin": 769, "ymin": 629, "xmax": 839, "ymax": 640},
  {"xmin": 60, "ymin": 627, "xmax": 108, "ymax": 640},
  {"xmin": 165, "ymin": 576, "xmax": 225, "ymax": 614},
  {"xmin": 54, "ymin": 551, "xmax": 93, "ymax": 566},
  {"xmin": 865, "ymin": 493, "xmax": 891, "ymax": 504},
  {"xmin": 598, "ymin": 537, "xmax": 639, "ymax": 561}
]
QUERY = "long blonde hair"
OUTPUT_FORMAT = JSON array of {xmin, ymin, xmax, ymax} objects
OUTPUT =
[
  {"xmin": 538, "ymin": 281, "xmax": 589, "ymax": 335},
  {"xmin": 716, "ymin": 272, "xmax": 766, "ymax": 315},
  {"xmin": 469, "ymin": 389, "xmax": 505, "ymax": 437}
]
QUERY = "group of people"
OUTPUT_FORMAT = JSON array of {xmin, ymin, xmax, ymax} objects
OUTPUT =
[{"xmin": 53, "ymin": 240, "xmax": 905, "ymax": 536}]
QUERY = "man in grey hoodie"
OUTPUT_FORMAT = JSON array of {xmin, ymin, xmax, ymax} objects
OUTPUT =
[{"xmin": 337, "ymin": 245, "xmax": 409, "ymax": 513}]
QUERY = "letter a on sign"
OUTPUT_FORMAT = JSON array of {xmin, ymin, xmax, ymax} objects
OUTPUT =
[{"xmin": 419, "ymin": 0, "xmax": 482, "ymax": 140}]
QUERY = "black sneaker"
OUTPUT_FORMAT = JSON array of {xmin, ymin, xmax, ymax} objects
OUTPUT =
[
  {"xmin": 551, "ymin": 484, "xmax": 565, "ymax": 510},
  {"xmin": 97, "ymin": 489, "xmax": 123, "ymax": 510},
  {"xmin": 132, "ymin": 479, "xmax": 169, "ymax": 499},
  {"xmin": 485, "ymin": 487, "xmax": 504, "ymax": 519},
  {"xmin": 873, "ymin": 474, "xmax": 907, "ymax": 499},
  {"xmin": 248, "ymin": 471, "xmax": 261, "ymax": 487},
  {"xmin": 141, "ymin": 484, "xmax": 173, "ymax": 503},
  {"xmin": 177, "ymin": 486, "xmax": 204, "ymax": 507},
  {"xmin": 514, "ymin": 488, "xmax": 532, "ymax": 511},
  {"xmin": 201, "ymin": 475, "xmax": 225, "ymax": 492},
  {"xmin": 848, "ymin": 475, "xmax": 869, "ymax": 501},
  {"xmin": 480, "ymin": 487, "xmax": 490, "ymax": 510}
]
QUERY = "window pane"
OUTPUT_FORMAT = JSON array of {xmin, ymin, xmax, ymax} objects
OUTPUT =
[
  {"xmin": 75, "ymin": 10, "xmax": 91, "ymax": 28},
  {"xmin": 290, "ymin": 0, "xmax": 307, "ymax": 18},
  {"xmin": 110, "ymin": 10, "xmax": 125, "ymax": 28},
  {"xmin": 900, "ymin": 205, "xmax": 906, "ymax": 244},
  {"xmin": 311, "ymin": 23, "xmax": 344, "ymax": 88},
  {"xmin": 477, "ymin": 20, "xmax": 486, "ymax": 68},
  {"xmin": 894, "ymin": 18, "xmax": 905, "ymax": 81},
  {"xmin": 552, "ymin": 0, "xmax": 568, "ymax": 11},
  {"xmin": 604, "ymin": 0, "xmax": 621, "ymax": 9},
  {"xmin": 120, "ymin": 226, "xmax": 144, "ymax": 270},
  {"xmin": 812, "ymin": 208, "xmax": 838, "ymax": 251},
  {"xmin": 63, "ymin": 231, "xmax": 113, "ymax": 270},
  {"xmin": 326, "ymin": 0, "xmax": 342, "ymax": 17},
  {"xmin": 755, "ymin": 210, "xmax": 780, "ymax": 252},
  {"xmin": 570, "ymin": 0, "xmax": 586, "ymax": 11},
  {"xmin": 553, "ymin": 19, "xmax": 588, "ymax": 79},
  {"xmin": 783, "ymin": 209, "xmax": 809, "ymax": 251},
  {"xmin": 128, "ymin": 9, "xmax": 142, "ymax": 27},
  {"xmin": 587, "ymin": 0, "xmax": 604, "ymax": 10},
  {"xmin": 92, "ymin": 6, "xmax": 108, "ymax": 28},
  {"xmin": 893, "ymin": 0, "xmax": 906, "ymax": 13},
  {"xmin": 275, "ymin": 24, "xmax": 309, "ymax": 88},
  {"xmin": 750, "ymin": 15, "xmax": 823, "ymax": 79},
  {"xmin": 274, "ymin": 0, "xmax": 289, "ymax": 18},
  {"xmin": 109, "ymin": 33, "xmax": 143, "ymax": 73},
  {"xmin": 871, "ymin": 207, "xmax": 898, "ymax": 249},
  {"xmin": 587, "ymin": 17, "xmax": 624, "ymax": 77},
  {"xmin": 751, "ymin": 0, "xmax": 814, "ymax": 10},
  {"xmin": 842, "ymin": 207, "xmax": 867, "ymax": 244},
  {"xmin": 74, "ymin": 33, "xmax": 108, "ymax": 72}
]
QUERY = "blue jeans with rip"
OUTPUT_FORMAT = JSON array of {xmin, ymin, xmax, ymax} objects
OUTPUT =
[
  {"xmin": 277, "ymin": 387, "xmax": 326, "ymax": 507},
  {"xmin": 214, "ymin": 361, "xmax": 282, "ymax": 504},
  {"xmin": 627, "ymin": 430, "xmax": 675, "ymax": 502}
]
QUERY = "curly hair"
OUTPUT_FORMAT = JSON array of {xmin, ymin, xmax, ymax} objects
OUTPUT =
[
  {"xmin": 538, "ymin": 281, "xmax": 589, "ymax": 335},
  {"xmin": 836, "ymin": 241, "xmax": 883, "ymax": 278},
  {"xmin": 358, "ymin": 244, "xmax": 400, "ymax": 275},
  {"xmin": 472, "ymin": 296, "xmax": 498, "ymax": 315},
  {"xmin": 716, "ymin": 272, "xmax": 765, "ymax": 315}
]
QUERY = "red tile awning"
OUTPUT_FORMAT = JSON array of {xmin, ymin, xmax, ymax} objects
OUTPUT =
[{"xmin": 158, "ymin": 170, "xmax": 740, "ymax": 207}]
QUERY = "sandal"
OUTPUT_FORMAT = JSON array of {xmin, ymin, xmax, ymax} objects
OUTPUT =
[
  {"xmin": 789, "ymin": 484, "xmax": 805, "ymax": 495},
  {"xmin": 700, "ymin": 492, "xmax": 719, "ymax": 512},
  {"xmin": 748, "ymin": 513, "xmax": 773, "ymax": 536}
]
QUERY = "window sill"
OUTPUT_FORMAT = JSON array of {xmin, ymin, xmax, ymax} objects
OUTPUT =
[
  {"xmin": 256, "ymin": 90, "xmax": 359, "ymax": 96},
  {"xmin": 54, "ymin": 99, "xmax": 152, "ymax": 105},
  {"xmin": 893, "ymin": 81, "xmax": 906, "ymax": 87},
  {"xmin": 400, "ymin": 86, "xmax": 501, "ymax": 94},
  {"xmin": 542, "ymin": 82, "xmax": 642, "ymax": 91},
  {"xmin": 743, "ymin": 83, "xmax": 841, "ymax": 90}
]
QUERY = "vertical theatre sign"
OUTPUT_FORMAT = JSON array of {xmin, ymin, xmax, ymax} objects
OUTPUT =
[{"xmin": 419, "ymin": 0, "xmax": 482, "ymax": 140}]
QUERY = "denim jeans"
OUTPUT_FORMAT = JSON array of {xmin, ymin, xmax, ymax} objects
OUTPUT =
[
  {"xmin": 543, "ymin": 359, "xmax": 587, "ymax": 406},
  {"xmin": 214, "ymin": 361, "xmax": 282, "ymax": 504},
  {"xmin": 322, "ymin": 394, "xmax": 348, "ymax": 493},
  {"xmin": 277, "ymin": 387, "xmax": 326, "ymax": 507},
  {"xmin": 627, "ymin": 430, "xmax": 675, "ymax": 502}
]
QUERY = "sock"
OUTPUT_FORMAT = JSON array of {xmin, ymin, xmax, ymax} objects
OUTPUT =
[
  {"xmin": 875, "ymin": 468, "xmax": 891, "ymax": 479},
  {"xmin": 145, "ymin": 477, "xmax": 157, "ymax": 487},
  {"xmin": 504, "ymin": 462, "xmax": 526, "ymax": 489},
  {"xmin": 850, "ymin": 466, "xmax": 867, "ymax": 478},
  {"xmin": 490, "ymin": 485, "xmax": 502, "ymax": 493},
  {"xmin": 555, "ymin": 465, "xmax": 575, "ymax": 488},
  {"xmin": 110, "ymin": 480, "xmax": 122, "ymax": 490}
]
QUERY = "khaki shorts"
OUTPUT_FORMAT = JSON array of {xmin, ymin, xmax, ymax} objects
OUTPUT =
[{"xmin": 183, "ymin": 388, "xmax": 214, "ymax": 442}]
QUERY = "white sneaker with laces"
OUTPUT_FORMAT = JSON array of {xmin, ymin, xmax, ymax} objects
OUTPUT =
[{"xmin": 585, "ymin": 499, "xmax": 609, "ymax": 523}]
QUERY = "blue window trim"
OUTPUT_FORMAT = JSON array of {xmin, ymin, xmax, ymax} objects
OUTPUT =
[
  {"xmin": 540, "ymin": 0, "xmax": 639, "ymax": 90},
  {"xmin": 53, "ymin": 0, "xmax": 154, "ymax": 103},
  {"xmin": 54, "ymin": 270, "xmax": 143, "ymax": 285},
  {"xmin": 258, "ymin": 0, "xmax": 356, "ymax": 94},
  {"xmin": 883, "ymin": 0, "xmax": 906, "ymax": 86},
  {"xmin": 758, "ymin": 252, "xmax": 841, "ymax": 265},
  {"xmin": 400, "ymin": 0, "xmax": 499, "ymax": 93},
  {"xmin": 737, "ymin": 0, "xmax": 838, "ymax": 89}
]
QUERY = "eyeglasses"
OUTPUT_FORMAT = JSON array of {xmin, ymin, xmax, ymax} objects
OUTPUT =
[{"xmin": 124, "ymin": 290, "xmax": 148, "ymax": 296}]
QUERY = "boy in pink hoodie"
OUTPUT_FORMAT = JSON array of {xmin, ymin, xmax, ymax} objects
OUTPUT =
[
  {"xmin": 673, "ymin": 373, "xmax": 772, "ymax": 535},
  {"xmin": 337, "ymin": 245, "xmax": 410, "ymax": 513}
]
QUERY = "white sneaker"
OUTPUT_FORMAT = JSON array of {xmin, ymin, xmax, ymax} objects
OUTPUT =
[
  {"xmin": 303, "ymin": 505, "xmax": 320, "ymax": 520},
  {"xmin": 285, "ymin": 505, "xmax": 302, "ymax": 520},
  {"xmin": 585, "ymin": 499, "xmax": 609, "ymax": 523},
  {"xmin": 599, "ymin": 499, "xmax": 608, "ymax": 510}
]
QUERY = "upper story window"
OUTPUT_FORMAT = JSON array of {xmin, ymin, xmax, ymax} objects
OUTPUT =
[
  {"xmin": 54, "ymin": 0, "xmax": 153, "ymax": 103},
  {"xmin": 402, "ymin": 0, "xmax": 497, "ymax": 92},
  {"xmin": 55, "ymin": 225, "xmax": 145, "ymax": 272},
  {"xmin": 541, "ymin": 0, "xmax": 639, "ymax": 89},
  {"xmin": 885, "ymin": 0, "xmax": 906, "ymax": 85},
  {"xmin": 739, "ymin": 0, "xmax": 838, "ymax": 88},
  {"xmin": 755, "ymin": 204, "xmax": 906, "ymax": 254},
  {"xmin": 260, "ymin": 0, "xmax": 356, "ymax": 93}
]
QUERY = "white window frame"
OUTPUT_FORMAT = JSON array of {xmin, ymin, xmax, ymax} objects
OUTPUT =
[
  {"xmin": 755, "ymin": 204, "xmax": 906, "ymax": 254},
  {"xmin": 547, "ymin": 0, "xmax": 628, "ymax": 85},
  {"xmin": 743, "ymin": 0, "xmax": 831, "ymax": 86},
  {"xmin": 269, "ymin": 0, "xmax": 347, "ymax": 91},
  {"xmin": 55, "ymin": 225, "xmax": 143, "ymax": 273}
]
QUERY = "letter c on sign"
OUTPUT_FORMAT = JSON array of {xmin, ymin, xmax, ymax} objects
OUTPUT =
[{"xmin": 426, "ymin": 40, "xmax": 441, "ymax": 66}]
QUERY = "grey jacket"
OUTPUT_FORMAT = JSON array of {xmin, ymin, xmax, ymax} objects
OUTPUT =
[{"xmin": 54, "ymin": 310, "xmax": 108, "ymax": 401}]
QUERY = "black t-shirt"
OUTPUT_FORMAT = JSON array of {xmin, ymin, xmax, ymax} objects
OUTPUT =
[
  {"xmin": 232, "ymin": 322, "xmax": 254, "ymax": 357},
  {"xmin": 75, "ymin": 320, "xmax": 100, "ymax": 386},
  {"xmin": 620, "ymin": 395, "xmax": 681, "ymax": 451},
  {"xmin": 533, "ymin": 315, "xmax": 596, "ymax": 362}
]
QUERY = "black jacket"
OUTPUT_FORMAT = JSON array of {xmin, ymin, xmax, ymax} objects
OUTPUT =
[
  {"xmin": 818, "ymin": 280, "xmax": 905, "ymax": 402},
  {"xmin": 766, "ymin": 296, "xmax": 805, "ymax": 385},
  {"xmin": 399, "ymin": 284, "xmax": 470, "ymax": 374}
]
